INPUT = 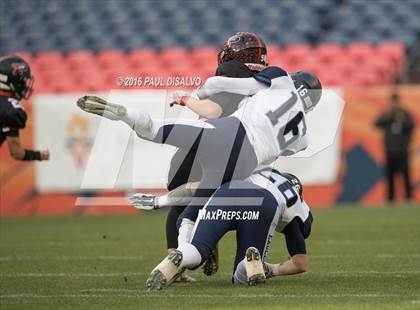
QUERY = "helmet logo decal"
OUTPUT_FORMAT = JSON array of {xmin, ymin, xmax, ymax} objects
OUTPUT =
[{"xmin": 11, "ymin": 62, "xmax": 26, "ymax": 75}]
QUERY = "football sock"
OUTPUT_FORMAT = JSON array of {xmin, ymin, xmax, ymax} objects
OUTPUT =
[
  {"xmin": 124, "ymin": 108, "xmax": 160, "ymax": 140},
  {"xmin": 177, "ymin": 218, "xmax": 195, "ymax": 244},
  {"xmin": 177, "ymin": 243, "xmax": 202, "ymax": 268}
]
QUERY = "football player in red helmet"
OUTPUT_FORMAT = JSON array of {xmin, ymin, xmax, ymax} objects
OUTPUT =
[
  {"xmin": 128, "ymin": 33, "xmax": 269, "ymax": 282},
  {"xmin": 136, "ymin": 33, "xmax": 269, "ymax": 281},
  {"xmin": 218, "ymin": 32, "xmax": 267, "ymax": 72},
  {"xmin": 0, "ymin": 56, "xmax": 49, "ymax": 161}
]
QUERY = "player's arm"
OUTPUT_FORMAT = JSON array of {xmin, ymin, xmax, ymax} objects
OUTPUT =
[
  {"xmin": 185, "ymin": 98, "xmax": 222, "ymax": 119},
  {"xmin": 270, "ymin": 254, "xmax": 308, "ymax": 276},
  {"xmin": 6, "ymin": 136, "xmax": 25, "ymax": 159},
  {"xmin": 3, "ymin": 109, "xmax": 49, "ymax": 161},
  {"xmin": 196, "ymin": 76, "xmax": 267, "ymax": 99},
  {"xmin": 170, "ymin": 91, "xmax": 222, "ymax": 119},
  {"xmin": 374, "ymin": 112, "xmax": 392, "ymax": 128},
  {"xmin": 130, "ymin": 182, "xmax": 199, "ymax": 210},
  {"xmin": 182, "ymin": 97, "xmax": 223, "ymax": 119},
  {"xmin": 265, "ymin": 218, "xmax": 308, "ymax": 276},
  {"xmin": 196, "ymin": 66, "xmax": 288, "ymax": 99},
  {"xmin": 6, "ymin": 136, "xmax": 49, "ymax": 161}
]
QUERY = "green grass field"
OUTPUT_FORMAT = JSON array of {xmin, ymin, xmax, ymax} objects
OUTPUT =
[{"xmin": 0, "ymin": 206, "xmax": 419, "ymax": 309}]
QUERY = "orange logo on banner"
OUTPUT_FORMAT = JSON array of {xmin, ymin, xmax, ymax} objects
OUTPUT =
[{"xmin": 65, "ymin": 113, "xmax": 93, "ymax": 170}]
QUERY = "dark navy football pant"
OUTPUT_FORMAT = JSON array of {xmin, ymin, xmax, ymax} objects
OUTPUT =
[
  {"xmin": 150, "ymin": 117, "xmax": 258, "ymax": 226},
  {"xmin": 189, "ymin": 180, "xmax": 279, "ymax": 272}
]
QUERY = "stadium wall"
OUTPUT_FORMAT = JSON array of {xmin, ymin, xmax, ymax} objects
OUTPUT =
[{"xmin": 0, "ymin": 85, "xmax": 419, "ymax": 217}]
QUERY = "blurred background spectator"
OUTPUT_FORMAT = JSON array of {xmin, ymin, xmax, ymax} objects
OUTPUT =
[{"xmin": 375, "ymin": 93, "xmax": 415, "ymax": 203}]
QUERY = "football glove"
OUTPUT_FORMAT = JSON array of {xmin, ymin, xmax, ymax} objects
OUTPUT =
[{"xmin": 129, "ymin": 193, "xmax": 158, "ymax": 210}]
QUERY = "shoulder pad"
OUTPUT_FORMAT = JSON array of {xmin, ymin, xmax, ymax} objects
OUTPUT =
[{"xmin": 254, "ymin": 66, "xmax": 288, "ymax": 86}]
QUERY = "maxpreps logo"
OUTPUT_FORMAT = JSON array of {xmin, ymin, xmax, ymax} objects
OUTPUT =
[
  {"xmin": 65, "ymin": 113, "xmax": 94, "ymax": 169},
  {"xmin": 198, "ymin": 209, "xmax": 259, "ymax": 221}
]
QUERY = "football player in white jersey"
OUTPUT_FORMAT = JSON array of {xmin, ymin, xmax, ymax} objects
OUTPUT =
[
  {"xmin": 140, "ymin": 169, "xmax": 312, "ymax": 289},
  {"xmin": 77, "ymin": 68, "xmax": 321, "ymax": 228}
]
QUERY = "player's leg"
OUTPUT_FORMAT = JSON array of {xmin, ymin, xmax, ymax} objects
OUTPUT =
[
  {"xmin": 175, "ymin": 117, "xmax": 258, "ymax": 225},
  {"xmin": 77, "ymin": 95, "xmax": 213, "ymax": 151},
  {"xmin": 166, "ymin": 205, "xmax": 185, "ymax": 250},
  {"xmin": 146, "ymin": 183, "xmax": 237, "ymax": 290},
  {"xmin": 232, "ymin": 188, "xmax": 280, "ymax": 285},
  {"xmin": 191, "ymin": 182, "xmax": 278, "ymax": 269},
  {"xmin": 233, "ymin": 247, "xmax": 266, "ymax": 286},
  {"xmin": 78, "ymin": 96, "xmax": 257, "ymax": 190},
  {"xmin": 165, "ymin": 205, "xmax": 196, "ymax": 283},
  {"xmin": 167, "ymin": 142, "xmax": 202, "ymax": 191},
  {"xmin": 166, "ymin": 146, "xmax": 219, "ymax": 276},
  {"xmin": 400, "ymin": 154, "xmax": 412, "ymax": 200},
  {"xmin": 164, "ymin": 148, "xmax": 202, "ymax": 254},
  {"xmin": 385, "ymin": 155, "xmax": 396, "ymax": 202}
]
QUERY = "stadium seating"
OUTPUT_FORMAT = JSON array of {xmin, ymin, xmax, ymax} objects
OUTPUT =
[
  {"xmin": 1, "ymin": 0, "xmax": 417, "ymax": 91},
  {"xmin": 17, "ymin": 41, "xmax": 404, "ymax": 92}
]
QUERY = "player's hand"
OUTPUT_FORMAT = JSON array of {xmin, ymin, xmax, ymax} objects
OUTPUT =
[
  {"xmin": 40, "ymin": 149, "xmax": 50, "ymax": 161},
  {"xmin": 129, "ymin": 193, "xmax": 158, "ymax": 210},
  {"xmin": 169, "ymin": 90, "xmax": 189, "ymax": 107},
  {"xmin": 77, "ymin": 95, "xmax": 127, "ymax": 120}
]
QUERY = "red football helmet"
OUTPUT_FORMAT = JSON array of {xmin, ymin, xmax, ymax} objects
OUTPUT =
[
  {"xmin": 218, "ymin": 32, "xmax": 267, "ymax": 72},
  {"xmin": 0, "ymin": 56, "xmax": 34, "ymax": 100}
]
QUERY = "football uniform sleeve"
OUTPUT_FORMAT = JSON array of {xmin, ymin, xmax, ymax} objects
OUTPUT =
[
  {"xmin": 3, "ymin": 109, "xmax": 27, "ymax": 136},
  {"xmin": 196, "ymin": 76, "xmax": 267, "ymax": 99},
  {"xmin": 282, "ymin": 217, "xmax": 307, "ymax": 256}
]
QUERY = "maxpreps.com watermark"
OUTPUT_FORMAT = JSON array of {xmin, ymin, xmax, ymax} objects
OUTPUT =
[
  {"xmin": 116, "ymin": 76, "xmax": 202, "ymax": 87},
  {"xmin": 198, "ymin": 209, "xmax": 260, "ymax": 221}
]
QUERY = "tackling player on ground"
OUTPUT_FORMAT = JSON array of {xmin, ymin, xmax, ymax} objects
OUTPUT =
[{"xmin": 142, "ymin": 169, "xmax": 313, "ymax": 289}]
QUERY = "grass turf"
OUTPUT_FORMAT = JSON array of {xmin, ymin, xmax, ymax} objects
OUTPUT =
[{"xmin": 0, "ymin": 205, "xmax": 419, "ymax": 309}]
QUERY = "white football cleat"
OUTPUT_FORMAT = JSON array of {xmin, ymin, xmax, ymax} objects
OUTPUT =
[
  {"xmin": 77, "ymin": 95, "xmax": 127, "ymax": 120},
  {"xmin": 146, "ymin": 250, "xmax": 185, "ymax": 291},
  {"xmin": 130, "ymin": 193, "xmax": 158, "ymax": 210},
  {"xmin": 244, "ymin": 247, "xmax": 266, "ymax": 286}
]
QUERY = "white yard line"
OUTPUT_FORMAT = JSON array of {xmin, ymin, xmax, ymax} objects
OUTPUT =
[
  {"xmin": 1, "ymin": 254, "xmax": 418, "ymax": 262},
  {"xmin": 1, "ymin": 239, "xmax": 415, "ymax": 248},
  {"xmin": 0, "ymin": 293, "xmax": 418, "ymax": 299},
  {"xmin": 0, "ymin": 272, "xmax": 147, "ymax": 277},
  {"xmin": 310, "ymin": 254, "xmax": 420, "ymax": 259},
  {"xmin": 311, "ymin": 240, "xmax": 404, "ymax": 245},
  {"xmin": 329, "ymin": 270, "xmax": 420, "ymax": 275},
  {"xmin": 1, "ymin": 270, "xmax": 419, "ymax": 278},
  {"xmin": 0, "ymin": 256, "xmax": 145, "ymax": 261}
]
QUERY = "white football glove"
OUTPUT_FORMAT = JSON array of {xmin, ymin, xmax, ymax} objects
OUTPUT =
[{"xmin": 129, "ymin": 193, "xmax": 158, "ymax": 210}]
